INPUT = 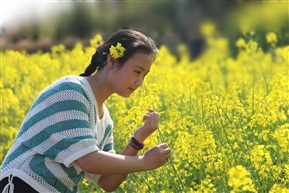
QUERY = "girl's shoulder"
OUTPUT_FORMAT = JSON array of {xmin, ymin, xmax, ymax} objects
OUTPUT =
[
  {"xmin": 57, "ymin": 75, "xmax": 85, "ymax": 85},
  {"xmin": 30, "ymin": 75, "xmax": 93, "ymax": 112},
  {"xmin": 38, "ymin": 75, "xmax": 89, "ymax": 100},
  {"xmin": 50, "ymin": 75, "xmax": 88, "ymax": 91}
]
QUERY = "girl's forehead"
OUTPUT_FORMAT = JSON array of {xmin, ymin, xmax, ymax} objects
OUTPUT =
[
  {"xmin": 126, "ymin": 54, "xmax": 153, "ymax": 70},
  {"xmin": 130, "ymin": 53, "xmax": 154, "ymax": 63}
]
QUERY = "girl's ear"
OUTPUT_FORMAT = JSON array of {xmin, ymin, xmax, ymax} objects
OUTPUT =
[{"xmin": 106, "ymin": 54, "xmax": 115, "ymax": 69}]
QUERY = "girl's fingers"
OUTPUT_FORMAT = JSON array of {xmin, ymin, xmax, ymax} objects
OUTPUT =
[
  {"xmin": 142, "ymin": 110, "xmax": 158, "ymax": 122},
  {"xmin": 142, "ymin": 114, "xmax": 149, "ymax": 122},
  {"xmin": 158, "ymin": 143, "xmax": 168, "ymax": 149}
]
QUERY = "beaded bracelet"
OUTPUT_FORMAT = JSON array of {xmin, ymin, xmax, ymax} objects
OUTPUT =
[{"xmin": 127, "ymin": 137, "xmax": 144, "ymax": 150}]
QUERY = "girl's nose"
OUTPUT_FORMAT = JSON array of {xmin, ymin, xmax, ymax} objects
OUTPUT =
[{"xmin": 135, "ymin": 78, "xmax": 143, "ymax": 87}]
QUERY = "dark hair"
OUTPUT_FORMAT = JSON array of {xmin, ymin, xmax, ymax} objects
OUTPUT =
[{"xmin": 80, "ymin": 29, "xmax": 158, "ymax": 76}]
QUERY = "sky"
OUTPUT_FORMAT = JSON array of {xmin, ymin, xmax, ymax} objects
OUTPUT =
[{"xmin": 1, "ymin": 0, "xmax": 71, "ymax": 30}]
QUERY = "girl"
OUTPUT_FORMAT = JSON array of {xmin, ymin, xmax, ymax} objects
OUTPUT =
[{"xmin": 0, "ymin": 29, "xmax": 171, "ymax": 193}]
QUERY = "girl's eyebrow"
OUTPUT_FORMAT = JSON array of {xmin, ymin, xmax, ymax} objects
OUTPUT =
[
  {"xmin": 135, "ymin": 65, "xmax": 145, "ymax": 71},
  {"xmin": 136, "ymin": 65, "xmax": 150, "ymax": 73}
]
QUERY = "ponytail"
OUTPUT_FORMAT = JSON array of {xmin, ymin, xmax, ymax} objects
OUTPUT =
[{"xmin": 79, "ymin": 50, "xmax": 106, "ymax": 76}]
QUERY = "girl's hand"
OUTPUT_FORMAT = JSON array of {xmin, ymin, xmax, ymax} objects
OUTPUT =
[
  {"xmin": 133, "ymin": 109, "xmax": 159, "ymax": 143},
  {"xmin": 141, "ymin": 143, "xmax": 171, "ymax": 170}
]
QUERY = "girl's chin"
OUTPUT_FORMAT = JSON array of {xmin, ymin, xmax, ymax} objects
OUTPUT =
[
  {"xmin": 117, "ymin": 89, "xmax": 135, "ymax": 98},
  {"xmin": 117, "ymin": 92, "xmax": 132, "ymax": 98}
]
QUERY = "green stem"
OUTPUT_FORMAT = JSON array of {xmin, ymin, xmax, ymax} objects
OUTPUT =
[
  {"xmin": 132, "ymin": 172, "xmax": 153, "ymax": 192},
  {"xmin": 252, "ymin": 75, "xmax": 255, "ymax": 116},
  {"xmin": 157, "ymin": 123, "xmax": 185, "ymax": 191},
  {"xmin": 215, "ymin": 104, "xmax": 238, "ymax": 165},
  {"xmin": 259, "ymin": 62, "xmax": 270, "ymax": 95}
]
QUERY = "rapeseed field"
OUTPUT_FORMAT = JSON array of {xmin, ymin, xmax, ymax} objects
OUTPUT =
[{"xmin": 1, "ymin": 27, "xmax": 288, "ymax": 192}]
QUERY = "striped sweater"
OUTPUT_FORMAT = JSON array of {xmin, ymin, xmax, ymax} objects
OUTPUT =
[{"xmin": 0, "ymin": 76, "xmax": 114, "ymax": 193}]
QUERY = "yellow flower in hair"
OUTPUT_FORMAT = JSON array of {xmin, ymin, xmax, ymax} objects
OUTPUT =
[{"xmin": 109, "ymin": 42, "xmax": 126, "ymax": 59}]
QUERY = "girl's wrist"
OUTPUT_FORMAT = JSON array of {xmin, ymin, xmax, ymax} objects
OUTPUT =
[
  {"xmin": 133, "ymin": 130, "xmax": 147, "ymax": 143},
  {"xmin": 127, "ymin": 137, "xmax": 144, "ymax": 150}
]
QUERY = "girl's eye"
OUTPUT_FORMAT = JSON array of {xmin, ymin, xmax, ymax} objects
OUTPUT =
[{"xmin": 135, "ymin": 70, "xmax": 141, "ymax": 74}]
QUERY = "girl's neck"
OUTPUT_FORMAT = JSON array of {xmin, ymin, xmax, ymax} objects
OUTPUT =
[{"xmin": 85, "ymin": 72, "xmax": 112, "ymax": 109}]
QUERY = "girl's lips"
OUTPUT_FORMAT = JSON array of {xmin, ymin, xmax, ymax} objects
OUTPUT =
[{"xmin": 129, "ymin": 87, "xmax": 136, "ymax": 92}]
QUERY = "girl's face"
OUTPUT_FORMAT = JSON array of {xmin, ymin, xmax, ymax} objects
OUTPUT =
[{"xmin": 111, "ymin": 53, "xmax": 154, "ymax": 98}]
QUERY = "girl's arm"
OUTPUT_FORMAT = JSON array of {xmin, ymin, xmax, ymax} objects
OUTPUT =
[
  {"xmin": 76, "ymin": 142, "xmax": 170, "ymax": 192},
  {"xmin": 76, "ymin": 109, "xmax": 170, "ymax": 192},
  {"xmin": 96, "ymin": 141, "xmax": 141, "ymax": 192},
  {"xmin": 96, "ymin": 139, "xmax": 142, "ymax": 192}
]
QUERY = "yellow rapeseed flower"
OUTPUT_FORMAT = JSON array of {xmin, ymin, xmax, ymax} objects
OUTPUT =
[
  {"xmin": 236, "ymin": 38, "xmax": 246, "ymax": 48},
  {"xmin": 228, "ymin": 165, "xmax": 257, "ymax": 193},
  {"xmin": 266, "ymin": 32, "xmax": 278, "ymax": 44},
  {"xmin": 269, "ymin": 184, "xmax": 289, "ymax": 193},
  {"xmin": 109, "ymin": 42, "xmax": 126, "ymax": 59},
  {"xmin": 246, "ymin": 40, "xmax": 258, "ymax": 53},
  {"xmin": 81, "ymin": 179, "xmax": 89, "ymax": 187},
  {"xmin": 200, "ymin": 21, "xmax": 216, "ymax": 38},
  {"xmin": 90, "ymin": 34, "xmax": 103, "ymax": 48},
  {"xmin": 273, "ymin": 124, "xmax": 289, "ymax": 153}
]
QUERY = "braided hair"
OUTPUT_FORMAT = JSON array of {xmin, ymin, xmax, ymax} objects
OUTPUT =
[{"xmin": 80, "ymin": 29, "xmax": 158, "ymax": 77}]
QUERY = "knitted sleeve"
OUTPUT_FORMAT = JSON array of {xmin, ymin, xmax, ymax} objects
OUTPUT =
[{"xmin": 20, "ymin": 78, "xmax": 99, "ymax": 167}]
